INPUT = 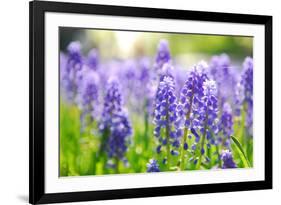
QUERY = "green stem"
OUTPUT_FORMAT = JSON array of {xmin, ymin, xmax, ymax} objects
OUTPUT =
[
  {"xmin": 179, "ymin": 85, "xmax": 195, "ymax": 171},
  {"xmin": 96, "ymin": 128, "xmax": 109, "ymax": 174},
  {"xmin": 197, "ymin": 112, "xmax": 208, "ymax": 169},
  {"xmin": 242, "ymin": 103, "xmax": 248, "ymax": 154},
  {"xmin": 144, "ymin": 100, "xmax": 149, "ymax": 150},
  {"xmin": 179, "ymin": 129, "xmax": 189, "ymax": 170},
  {"xmin": 115, "ymin": 157, "xmax": 119, "ymax": 174},
  {"xmin": 166, "ymin": 104, "xmax": 171, "ymax": 169},
  {"xmin": 216, "ymin": 145, "xmax": 221, "ymax": 168},
  {"xmin": 166, "ymin": 125, "xmax": 171, "ymax": 169},
  {"xmin": 238, "ymin": 103, "xmax": 246, "ymax": 142}
]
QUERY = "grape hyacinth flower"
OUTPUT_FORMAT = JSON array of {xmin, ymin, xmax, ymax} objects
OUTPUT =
[
  {"xmin": 107, "ymin": 111, "xmax": 132, "ymax": 160},
  {"xmin": 221, "ymin": 150, "xmax": 237, "ymax": 169},
  {"xmin": 196, "ymin": 79, "xmax": 219, "ymax": 168},
  {"xmin": 209, "ymin": 54, "xmax": 238, "ymax": 109},
  {"xmin": 234, "ymin": 81, "xmax": 245, "ymax": 116},
  {"xmin": 159, "ymin": 62, "xmax": 175, "ymax": 81},
  {"xmin": 126, "ymin": 58, "xmax": 153, "ymax": 114},
  {"xmin": 241, "ymin": 57, "xmax": 253, "ymax": 135},
  {"xmin": 87, "ymin": 48, "xmax": 99, "ymax": 70},
  {"xmin": 131, "ymin": 58, "xmax": 157, "ymax": 149},
  {"xmin": 66, "ymin": 41, "xmax": 84, "ymax": 75},
  {"xmin": 174, "ymin": 65, "xmax": 187, "ymax": 96},
  {"xmin": 147, "ymin": 159, "xmax": 160, "ymax": 172},
  {"xmin": 99, "ymin": 78, "xmax": 132, "ymax": 172},
  {"xmin": 234, "ymin": 57, "xmax": 253, "ymax": 136},
  {"xmin": 219, "ymin": 103, "xmax": 233, "ymax": 148},
  {"xmin": 209, "ymin": 54, "xmax": 230, "ymax": 79},
  {"xmin": 155, "ymin": 40, "xmax": 171, "ymax": 72},
  {"xmin": 153, "ymin": 75, "xmax": 181, "ymax": 168},
  {"xmin": 77, "ymin": 71, "xmax": 99, "ymax": 132},
  {"xmin": 97, "ymin": 60, "xmax": 122, "ymax": 95},
  {"xmin": 177, "ymin": 64, "xmax": 208, "ymax": 170},
  {"xmin": 100, "ymin": 78, "xmax": 123, "ymax": 119},
  {"xmin": 241, "ymin": 57, "xmax": 253, "ymax": 102},
  {"xmin": 60, "ymin": 41, "xmax": 84, "ymax": 102},
  {"xmin": 120, "ymin": 60, "xmax": 138, "ymax": 103}
]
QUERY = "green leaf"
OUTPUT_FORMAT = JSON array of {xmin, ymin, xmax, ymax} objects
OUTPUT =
[{"xmin": 231, "ymin": 136, "xmax": 251, "ymax": 168}]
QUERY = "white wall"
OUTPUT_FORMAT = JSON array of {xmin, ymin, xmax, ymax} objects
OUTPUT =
[{"xmin": 0, "ymin": 0, "xmax": 279, "ymax": 204}]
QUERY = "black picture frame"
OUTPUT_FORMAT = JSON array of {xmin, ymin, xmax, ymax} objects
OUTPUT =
[{"xmin": 29, "ymin": 0, "xmax": 272, "ymax": 204}]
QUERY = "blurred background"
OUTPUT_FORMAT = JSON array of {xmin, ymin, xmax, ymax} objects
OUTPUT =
[{"xmin": 60, "ymin": 27, "xmax": 252, "ymax": 68}]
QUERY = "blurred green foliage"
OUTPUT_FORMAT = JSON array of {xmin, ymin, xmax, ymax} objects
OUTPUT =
[{"xmin": 60, "ymin": 28, "xmax": 252, "ymax": 62}]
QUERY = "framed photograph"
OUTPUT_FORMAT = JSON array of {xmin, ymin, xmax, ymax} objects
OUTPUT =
[{"xmin": 29, "ymin": 0, "xmax": 272, "ymax": 204}]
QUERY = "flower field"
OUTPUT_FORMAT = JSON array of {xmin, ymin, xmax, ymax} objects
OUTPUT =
[{"xmin": 59, "ymin": 31, "xmax": 253, "ymax": 176}]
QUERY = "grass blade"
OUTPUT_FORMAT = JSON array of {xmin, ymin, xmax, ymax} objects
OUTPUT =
[{"xmin": 231, "ymin": 136, "xmax": 251, "ymax": 168}]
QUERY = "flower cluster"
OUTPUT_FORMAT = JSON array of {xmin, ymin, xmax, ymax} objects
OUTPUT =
[
  {"xmin": 178, "ymin": 64, "xmax": 208, "ymax": 130},
  {"xmin": 175, "ymin": 64, "xmax": 209, "ymax": 167},
  {"xmin": 154, "ymin": 75, "xmax": 182, "ymax": 162},
  {"xmin": 155, "ymin": 39, "xmax": 171, "ymax": 71},
  {"xmin": 99, "ymin": 78, "xmax": 132, "ymax": 162},
  {"xmin": 86, "ymin": 48, "xmax": 99, "ymax": 70},
  {"xmin": 60, "ymin": 41, "xmax": 84, "ymax": 102},
  {"xmin": 209, "ymin": 54, "xmax": 238, "ymax": 108},
  {"xmin": 241, "ymin": 57, "xmax": 253, "ymax": 134},
  {"xmin": 107, "ymin": 112, "xmax": 132, "ymax": 159},
  {"xmin": 147, "ymin": 159, "xmax": 160, "ymax": 172},
  {"xmin": 77, "ymin": 71, "xmax": 100, "ymax": 131},
  {"xmin": 233, "ymin": 57, "xmax": 253, "ymax": 135},
  {"xmin": 195, "ymin": 79, "xmax": 219, "ymax": 164},
  {"xmin": 219, "ymin": 103, "xmax": 233, "ymax": 147},
  {"xmin": 221, "ymin": 150, "xmax": 237, "ymax": 169}
]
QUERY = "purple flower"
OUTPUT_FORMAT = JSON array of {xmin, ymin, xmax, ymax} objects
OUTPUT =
[
  {"xmin": 177, "ymin": 63, "xmax": 213, "ymax": 166},
  {"xmin": 219, "ymin": 103, "xmax": 233, "ymax": 147},
  {"xmin": 100, "ymin": 78, "xmax": 123, "ymax": 119},
  {"xmin": 159, "ymin": 62, "xmax": 175, "ymax": 80},
  {"xmin": 139, "ymin": 57, "xmax": 151, "ymax": 83},
  {"xmin": 174, "ymin": 65, "xmax": 187, "ymax": 96},
  {"xmin": 131, "ymin": 58, "xmax": 156, "ymax": 115},
  {"xmin": 153, "ymin": 75, "xmax": 181, "ymax": 158},
  {"xmin": 119, "ymin": 60, "xmax": 138, "ymax": 101},
  {"xmin": 147, "ymin": 159, "xmax": 160, "ymax": 172},
  {"xmin": 99, "ymin": 78, "xmax": 132, "ymax": 161},
  {"xmin": 221, "ymin": 150, "xmax": 237, "ymax": 169},
  {"xmin": 77, "ymin": 71, "xmax": 100, "ymax": 131},
  {"xmin": 235, "ymin": 57, "xmax": 253, "ymax": 135},
  {"xmin": 241, "ymin": 57, "xmax": 253, "ymax": 133},
  {"xmin": 200, "ymin": 80, "xmax": 219, "ymax": 138},
  {"xmin": 241, "ymin": 57, "xmax": 253, "ymax": 102},
  {"xmin": 60, "ymin": 41, "xmax": 84, "ymax": 102},
  {"xmin": 87, "ymin": 48, "xmax": 99, "ymax": 70},
  {"xmin": 209, "ymin": 54, "xmax": 230, "ymax": 78},
  {"xmin": 177, "ymin": 64, "xmax": 208, "ymax": 144},
  {"xmin": 209, "ymin": 54, "xmax": 238, "ymax": 108},
  {"xmin": 155, "ymin": 40, "xmax": 171, "ymax": 70},
  {"xmin": 66, "ymin": 41, "xmax": 84, "ymax": 72},
  {"xmin": 193, "ymin": 79, "xmax": 219, "ymax": 167},
  {"xmin": 179, "ymin": 64, "xmax": 208, "ymax": 118},
  {"xmin": 107, "ymin": 111, "xmax": 132, "ymax": 159},
  {"xmin": 78, "ymin": 71, "xmax": 99, "ymax": 108},
  {"xmin": 234, "ymin": 82, "xmax": 245, "ymax": 116}
]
